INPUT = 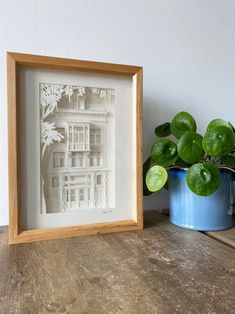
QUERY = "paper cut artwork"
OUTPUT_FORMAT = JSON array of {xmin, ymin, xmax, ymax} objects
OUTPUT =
[{"xmin": 40, "ymin": 83, "xmax": 115, "ymax": 214}]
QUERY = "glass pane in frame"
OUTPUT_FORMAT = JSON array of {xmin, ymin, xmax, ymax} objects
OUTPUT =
[{"xmin": 19, "ymin": 66, "xmax": 135, "ymax": 230}]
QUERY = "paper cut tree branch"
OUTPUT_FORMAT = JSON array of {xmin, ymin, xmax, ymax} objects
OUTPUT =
[
  {"xmin": 41, "ymin": 84, "xmax": 64, "ymax": 120},
  {"xmin": 41, "ymin": 121, "xmax": 64, "ymax": 157}
]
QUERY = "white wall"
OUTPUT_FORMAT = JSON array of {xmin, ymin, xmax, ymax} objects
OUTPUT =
[{"xmin": 1, "ymin": 0, "xmax": 235, "ymax": 225}]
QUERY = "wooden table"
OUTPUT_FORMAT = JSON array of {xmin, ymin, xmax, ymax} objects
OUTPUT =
[{"xmin": 0, "ymin": 211, "xmax": 234, "ymax": 314}]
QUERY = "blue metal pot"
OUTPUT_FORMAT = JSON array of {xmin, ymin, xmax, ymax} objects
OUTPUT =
[{"xmin": 168, "ymin": 168, "xmax": 234, "ymax": 231}]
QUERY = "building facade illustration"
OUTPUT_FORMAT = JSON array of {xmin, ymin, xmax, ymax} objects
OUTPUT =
[{"xmin": 40, "ymin": 83, "xmax": 114, "ymax": 214}]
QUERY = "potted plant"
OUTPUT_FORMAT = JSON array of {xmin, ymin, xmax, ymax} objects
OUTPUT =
[{"xmin": 144, "ymin": 112, "xmax": 235, "ymax": 231}]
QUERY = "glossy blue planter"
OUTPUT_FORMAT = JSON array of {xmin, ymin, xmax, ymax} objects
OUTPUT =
[{"xmin": 168, "ymin": 169, "xmax": 234, "ymax": 231}]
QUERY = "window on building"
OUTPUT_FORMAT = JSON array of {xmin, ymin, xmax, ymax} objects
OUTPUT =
[
  {"xmin": 64, "ymin": 175, "xmax": 68, "ymax": 181},
  {"xmin": 79, "ymin": 189, "xmax": 85, "ymax": 201},
  {"xmin": 66, "ymin": 189, "xmax": 76, "ymax": 203},
  {"xmin": 69, "ymin": 126, "xmax": 73, "ymax": 143},
  {"xmin": 66, "ymin": 190, "xmax": 69, "ymax": 202},
  {"xmin": 56, "ymin": 128, "xmax": 66, "ymax": 143},
  {"xmin": 89, "ymin": 156, "xmax": 94, "ymax": 167},
  {"xmin": 67, "ymin": 125, "xmax": 90, "ymax": 151},
  {"xmin": 70, "ymin": 189, "xmax": 76, "ymax": 202},
  {"xmin": 53, "ymin": 152, "xmax": 65, "ymax": 168},
  {"xmin": 74, "ymin": 126, "xmax": 84, "ymax": 144},
  {"xmin": 52, "ymin": 176, "xmax": 59, "ymax": 188},
  {"xmin": 90, "ymin": 128, "xmax": 101, "ymax": 144},
  {"xmin": 96, "ymin": 175, "xmax": 102, "ymax": 185},
  {"xmin": 71, "ymin": 153, "xmax": 84, "ymax": 168},
  {"xmin": 89, "ymin": 153, "xmax": 101, "ymax": 167}
]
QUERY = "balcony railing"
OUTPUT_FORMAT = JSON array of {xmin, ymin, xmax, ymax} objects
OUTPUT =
[{"xmin": 68, "ymin": 143, "xmax": 90, "ymax": 151}]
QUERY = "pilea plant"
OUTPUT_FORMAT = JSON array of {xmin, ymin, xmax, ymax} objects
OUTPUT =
[{"xmin": 144, "ymin": 112, "xmax": 235, "ymax": 196}]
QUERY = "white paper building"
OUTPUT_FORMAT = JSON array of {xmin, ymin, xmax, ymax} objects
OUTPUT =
[{"xmin": 41, "ymin": 85, "xmax": 114, "ymax": 213}]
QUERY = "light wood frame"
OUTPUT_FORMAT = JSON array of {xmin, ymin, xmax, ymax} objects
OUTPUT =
[{"xmin": 7, "ymin": 52, "xmax": 143, "ymax": 244}]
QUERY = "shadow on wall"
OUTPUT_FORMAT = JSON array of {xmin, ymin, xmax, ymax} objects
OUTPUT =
[
  {"xmin": 144, "ymin": 189, "xmax": 169, "ymax": 211},
  {"xmin": 143, "ymin": 95, "xmax": 178, "ymax": 212},
  {"xmin": 143, "ymin": 95, "xmax": 186, "ymax": 157}
]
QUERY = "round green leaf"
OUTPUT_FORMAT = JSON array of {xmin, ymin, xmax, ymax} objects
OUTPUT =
[
  {"xmin": 146, "ymin": 165, "xmax": 168, "ymax": 192},
  {"xmin": 186, "ymin": 162, "xmax": 221, "ymax": 196},
  {"xmin": 151, "ymin": 139, "xmax": 178, "ymax": 167},
  {"xmin": 177, "ymin": 131, "xmax": 203, "ymax": 164},
  {"xmin": 171, "ymin": 112, "xmax": 197, "ymax": 139},
  {"xmin": 220, "ymin": 155, "xmax": 235, "ymax": 168},
  {"xmin": 143, "ymin": 157, "xmax": 154, "ymax": 196},
  {"xmin": 207, "ymin": 119, "xmax": 231, "ymax": 131},
  {"xmin": 202, "ymin": 125, "xmax": 234, "ymax": 156},
  {"xmin": 155, "ymin": 122, "xmax": 171, "ymax": 137}
]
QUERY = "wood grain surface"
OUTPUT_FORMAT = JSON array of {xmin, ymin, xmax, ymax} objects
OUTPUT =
[
  {"xmin": 206, "ymin": 217, "xmax": 235, "ymax": 248},
  {"xmin": 0, "ymin": 211, "xmax": 235, "ymax": 314}
]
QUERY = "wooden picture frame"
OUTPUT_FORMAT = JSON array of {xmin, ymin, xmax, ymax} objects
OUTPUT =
[{"xmin": 7, "ymin": 52, "xmax": 143, "ymax": 244}]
